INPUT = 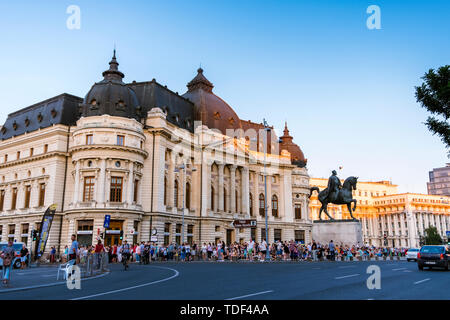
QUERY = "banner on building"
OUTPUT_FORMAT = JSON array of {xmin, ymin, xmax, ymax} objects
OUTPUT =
[{"xmin": 36, "ymin": 204, "xmax": 57, "ymax": 258}]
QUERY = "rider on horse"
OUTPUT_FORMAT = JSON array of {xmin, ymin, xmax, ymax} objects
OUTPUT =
[{"xmin": 327, "ymin": 170, "xmax": 342, "ymax": 203}]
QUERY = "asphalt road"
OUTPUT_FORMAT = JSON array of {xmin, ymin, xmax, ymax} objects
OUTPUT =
[{"xmin": 0, "ymin": 260, "xmax": 448, "ymax": 300}]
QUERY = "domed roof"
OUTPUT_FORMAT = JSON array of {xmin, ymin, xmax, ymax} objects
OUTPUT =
[
  {"xmin": 80, "ymin": 51, "xmax": 141, "ymax": 120},
  {"xmin": 280, "ymin": 122, "xmax": 307, "ymax": 167},
  {"xmin": 182, "ymin": 68, "xmax": 242, "ymax": 135}
]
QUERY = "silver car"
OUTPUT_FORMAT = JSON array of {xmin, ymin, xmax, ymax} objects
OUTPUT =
[{"xmin": 406, "ymin": 248, "xmax": 420, "ymax": 262}]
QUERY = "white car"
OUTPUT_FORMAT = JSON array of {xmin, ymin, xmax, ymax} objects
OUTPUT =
[{"xmin": 406, "ymin": 248, "xmax": 420, "ymax": 261}]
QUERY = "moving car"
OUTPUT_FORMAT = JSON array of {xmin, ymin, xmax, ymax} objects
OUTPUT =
[
  {"xmin": 0, "ymin": 242, "xmax": 29, "ymax": 269},
  {"xmin": 406, "ymin": 248, "xmax": 420, "ymax": 261},
  {"xmin": 417, "ymin": 245, "xmax": 450, "ymax": 271}
]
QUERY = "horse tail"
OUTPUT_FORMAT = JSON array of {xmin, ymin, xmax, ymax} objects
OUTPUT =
[{"xmin": 309, "ymin": 187, "xmax": 320, "ymax": 198}]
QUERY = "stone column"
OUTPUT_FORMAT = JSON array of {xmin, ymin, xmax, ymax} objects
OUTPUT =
[
  {"xmin": 73, "ymin": 161, "xmax": 80, "ymax": 204},
  {"xmin": 167, "ymin": 152, "xmax": 175, "ymax": 208},
  {"xmin": 242, "ymin": 167, "xmax": 249, "ymax": 215},
  {"xmin": 266, "ymin": 173, "xmax": 272, "ymax": 218},
  {"xmin": 218, "ymin": 164, "xmax": 224, "ymax": 212},
  {"xmin": 253, "ymin": 172, "xmax": 259, "ymax": 217},
  {"xmin": 127, "ymin": 161, "xmax": 134, "ymax": 205},
  {"xmin": 97, "ymin": 158, "xmax": 106, "ymax": 205},
  {"xmin": 282, "ymin": 171, "xmax": 294, "ymax": 222},
  {"xmin": 201, "ymin": 158, "xmax": 210, "ymax": 216},
  {"xmin": 230, "ymin": 165, "xmax": 236, "ymax": 213}
]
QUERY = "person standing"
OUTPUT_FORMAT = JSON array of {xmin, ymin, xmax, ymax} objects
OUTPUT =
[
  {"xmin": 1, "ymin": 240, "xmax": 15, "ymax": 286},
  {"xmin": 69, "ymin": 234, "xmax": 79, "ymax": 265},
  {"xmin": 94, "ymin": 240, "xmax": 105, "ymax": 269},
  {"xmin": 50, "ymin": 247, "xmax": 56, "ymax": 263},
  {"xmin": 20, "ymin": 244, "xmax": 29, "ymax": 269},
  {"xmin": 329, "ymin": 240, "xmax": 336, "ymax": 261}
]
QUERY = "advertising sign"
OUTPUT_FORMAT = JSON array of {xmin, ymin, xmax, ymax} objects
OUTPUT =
[
  {"xmin": 231, "ymin": 219, "xmax": 257, "ymax": 228},
  {"xmin": 103, "ymin": 215, "xmax": 111, "ymax": 228},
  {"xmin": 36, "ymin": 204, "xmax": 57, "ymax": 258}
]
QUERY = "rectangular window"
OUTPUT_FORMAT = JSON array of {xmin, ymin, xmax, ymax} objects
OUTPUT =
[
  {"xmin": 164, "ymin": 223, "xmax": 171, "ymax": 245},
  {"xmin": 110, "ymin": 177, "xmax": 123, "ymax": 202},
  {"xmin": 11, "ymin": 188, "xmax": 18, "ymax": 210},
  {"xmin": 44, "ymin": 144, "xmax": 48, "ymax": 153},
  {"xmin": 117, "ymin": 135, "xmax": 125, "ymax": 146},
  {"xmin": 274, "ymin": 229, "xmax": 282, "ymax": 242},
  {"xmin": 295, "ymin": 204, "xmax": 302, "ymax": 219},
  {"xmin": 39, "ymin": 183, "xmax": 46, "ymax": 207},
  {"xmin": 0, "ymin": 225, "xmax": 2, "ymax": 237},
  {"xmin": 8, "ymin": 224, "xmax": 15, "ymax": 241},
  {"xmin": 0, "ymin": 190, "xmax": 4, "ymax": 211},
  {"xmin": 83, "ymin": 176, "xmax": 95, "ymax": 201},
  {"xmin": 175, "ymin": 223, "xmax": 182, "ymax": 244},
  {"xmin": 4, "ymin": 154, "xmax": 7, "ymax": 162},
  {"xmin": 250, "ymin": 228, "xmax": 256, "ymax": 241},
  {"xmin": 22, "ymin": 223, "xmax": 29, "ymax": 235},
  {"xmin": 187, "ymin": 224, "xmax": 194, "ymax": 245},
  {"xmin": 17, "ymin": 151, "xmax": 20, "ymax": 160},
  {"xmin": 295, "ymin": 230, "xmax": 305, "ymax": 243},
  {"xmin": 86, "ymin": 134, "xmax": 93, "ymax": 145},
  {"xmin": 30, "ymin": 148, "xmax": 34, "ymax": 157},
  {"xmin": 24, "ymin": 185, "xmax": 31, "ymax": 208},
  {"xmin": 133, "ymin": 179, "xmax": 139, "ymax": 202},
  {"xmin": 261, "ymin": 228, "xmax": 266, "ymax": 242}
]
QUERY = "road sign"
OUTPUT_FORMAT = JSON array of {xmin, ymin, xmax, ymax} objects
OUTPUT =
[
  {"xmin": 150, "ymin": 236, "xmax": 158, "ymax": 242},
  {"xmin": 231, "ymin": 219, "xmax": 257, "ymax": 228},
  {"xmin": 446, "ymin": 231, "xmax": 450, "ymax": 237},
  {"xmin": 103, "ymin": 215, "xmax": 111, "ymax": 228}
]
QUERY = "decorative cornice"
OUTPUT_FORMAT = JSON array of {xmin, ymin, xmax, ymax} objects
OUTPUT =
[
  {"xmin": 0, "ymin": 152, "xmax": 67, "ymax": 169},
  {"xmin": 69, "ymin": 144, "xmax": 148, "ymax": 159}
]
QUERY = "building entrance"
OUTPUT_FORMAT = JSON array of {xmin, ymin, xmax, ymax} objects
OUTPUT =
[{"xmin": 105, "ymin": 220, "xmax": 123, "ymax": 246}]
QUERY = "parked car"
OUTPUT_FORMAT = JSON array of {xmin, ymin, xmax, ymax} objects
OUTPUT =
[
  {"xmin": 406, "ymin": 248, "xmax": 420, "ymax": 261},
  {"xmin": 0, "ymin": 242, "xmax": 29, "ymax": 269},
  {"xmin": 417, "ymin": 245, "xmax": 450, "ymax": 271}
]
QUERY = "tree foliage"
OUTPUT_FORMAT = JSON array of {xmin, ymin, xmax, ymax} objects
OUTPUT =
[
  {"xmin": 415, "ymin": 65, "xmax": 450, "ymax": 150},
  {"xmin": 424, "ymin": 226, "xmax": 443, "ymax": 245}
]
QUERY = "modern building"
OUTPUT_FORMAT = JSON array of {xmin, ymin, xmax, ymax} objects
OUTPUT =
[
  {"xmin": 427, "ymin": 163, "xmax": 450, "ymax": 196},
  {"xmin": 0, "ymin": 52, "xmax": 312, "ymax": 256},
  {"xmin": 309, "ymin": 178, "xmax": 450, "ymax": 247}
]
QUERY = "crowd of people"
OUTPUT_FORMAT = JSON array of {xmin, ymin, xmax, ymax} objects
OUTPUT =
[{"xmin": 93, "ymin": 239, "xmax": 411, "ymax": 264}]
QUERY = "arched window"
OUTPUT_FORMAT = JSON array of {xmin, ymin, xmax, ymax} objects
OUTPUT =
[
  {"xmin": 224, "ymin": 188, "xmax": 227, "ymax": 212},
  {"xmin": 174, "ymin": 180, "xmax": 179, "ymax": 208},
  {"xmin": 259, "ymin": 193, "xmax": 265, "ymax": 217},
  {"xmin": 249, "ymin": 193, "xmax": 253, "ymax": 216},
  {"xmin": 211, "ymin": 186, "xmax": 215, "ymax": 211},
  {"xmin": 272, "ymin": 195, "xmax": 278, "ymax": 217},
  {"xmin": 186, "ymin": 182, "xmax": 191, "ymax": 210},
  {"xmin": 164, "ymin": 177, "xmax": 168, "ymax": 205}
]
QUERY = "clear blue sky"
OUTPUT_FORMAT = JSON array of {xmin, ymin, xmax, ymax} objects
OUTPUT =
[{"xmin": 0, "ymin": 0, "xmax": 449, "ymax": 193}]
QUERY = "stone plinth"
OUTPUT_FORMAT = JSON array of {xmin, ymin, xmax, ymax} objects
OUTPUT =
[{"xmin": 312, "ymin": 220, "xmax": 363, "ymax": 246}]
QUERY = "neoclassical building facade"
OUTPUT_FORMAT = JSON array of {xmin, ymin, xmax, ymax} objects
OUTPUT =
[
  {"xmin": 310, "ymin": 178, "xmax": 450, "ymax": 247},
  {"xmin": 0, "ymin": 52, "xmax": 312, "ymax": 254}
]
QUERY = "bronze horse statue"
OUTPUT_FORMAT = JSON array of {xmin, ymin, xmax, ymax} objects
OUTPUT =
[{"xmin": 309, "ymin": 176, "xmax": 359, "ymax": 221}]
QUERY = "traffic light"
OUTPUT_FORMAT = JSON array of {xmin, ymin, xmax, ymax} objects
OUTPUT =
[
  {"xmin": 32, "ymin": 230, "xmax": 38, "ymax": 241},
  {"xmin": 119, "ymin": 230, "xmax": 123, "ymax": 240}
]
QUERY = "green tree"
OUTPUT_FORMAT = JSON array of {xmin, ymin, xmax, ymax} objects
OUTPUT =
[
  {"xmin": 415, "ymin": 65, "xmax": 450, "ymax": 150},
  {"xmin": 424, "ymin": 226, "xmax": 442, "ymax": 245}
]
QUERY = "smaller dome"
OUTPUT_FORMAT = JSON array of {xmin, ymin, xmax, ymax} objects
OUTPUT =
[
  {"xmin": 182, "ymin": 68, "xmax": 242, "ymax": 135},
  {"xmin": 80, "ymin": 51, "xmax": 140, "ymax": 120},
  {"xmin": 279, "ymin": 122, "xmax": 307, "ymax": 167}
]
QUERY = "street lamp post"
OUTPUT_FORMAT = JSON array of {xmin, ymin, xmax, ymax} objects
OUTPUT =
[
  {"xmin": 263, "ymin": 119, "xmax": 270, "ymax": 261},
  {"xmin": 175, "ymin": 162, "xmax": 196, "ymax": 245}
]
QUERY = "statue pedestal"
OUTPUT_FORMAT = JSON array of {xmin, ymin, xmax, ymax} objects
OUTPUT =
[{"xmin": 312, "ymin": 220, "xmax": 363, "ymax": 247}]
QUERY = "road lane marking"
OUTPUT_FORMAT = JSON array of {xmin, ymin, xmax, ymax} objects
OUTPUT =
[
  {"xmin": 0, "ymin": 271, "xmax": 109, "ymax": 294},
  {"xmin": 338, "ymin": 266, "xmax": 356, "ymax": 269},
  {"xmin": 335, "ymin": 274, "xmax": 360, "ymax": 280},
  {"xmin": 226, "ymin": 290, "xmax": 274, "ymax": 300},
  {"xmin": 403, "ymin": 270, "xmax": 412, "ymax": 273},
  {"xmin": 414, "ymin": 278, "xmax": 430, "ymax": 285},
  {"xmin": 392, "ymin": 268, "xmax": 406, "ymax": 271},
  {"xmin": 71, "ymin": 266, "xmax": 179, "ymax": 300}
]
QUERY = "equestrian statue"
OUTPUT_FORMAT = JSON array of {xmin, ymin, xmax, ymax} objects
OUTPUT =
[{"xmin": 309, "ymin": 170, "xmax": 359, "ymax": 221}]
